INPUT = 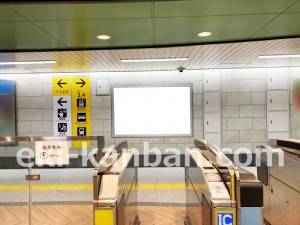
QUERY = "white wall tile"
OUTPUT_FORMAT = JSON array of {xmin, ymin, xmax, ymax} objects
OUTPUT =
[
  {"xmin": 17, "ymin": 97, "xmax": 31, "ymax": 109},
  {"xmin": 227, "ymin": 118, "xmax": 252, "ymax": 130},
  {"xmin": 222, "ymin": 106, "xmax": 239, "ymax": 117},
  {"xmin": 222, "ymin": 93, "xmax": 227, "ymax": 105},
  {"xmin": 221, "ymin": 69, "xmax": 251, "ymax": 80},
  {"xmin": 116, "ymin": 137, "xmax": 141, "ymax": 144},
  {"xmin": 193, "ymin": 105, "xmax": 203, "ymax": 118},
  {"xmin": 139, "ymin": 138, "xmax": 165, "ymax": 144},
  {"xmin": 222, "ymin": 131, "xmax": 239, "ymax": 142},
  {"xmin": 240, "ymin": 105, "xmax": 265, "ymax": 117},
  {"xmin": 17, "ymin": 121, "xmax": 31, "ymax": 133},
  {"xmin": 227, "ymin": 93, "xmax": 251, "ymax": 105},
  {"xmin": 192, "ymin": 130, "xmax": 204, "ymax": 140},
  {"xmin": 193, "ymin": 81, "xmax": 202, "ymax": 93},
  {"xmin": 222, "ymin": 118, "xmax": 227, "ymax": 130},
  {"xmin": 42, "ymin": 84, "xmax": 52, "ymax": 96},
  {"xmin": 103, "ymin": 120, "xmax": 111, "ymax": 132},
  {"xmin": 226, "ymin": 142, "xmax": 253, "ymax": 152},
  {"xmin": 251, "ymin": 80, "xmax": 266, "ymax": 92},
  {"xmin": 30, "ymin": 121, "xmax": 53, "ymax": 133},
  {"xmin": 17, "ymin": 85, "xmax": 43, "ymax": 96},
  {"xmin": 193, "ymin": 94, "xmax": 202, "ymax": 106},
  {"xmin": 102, "ymin": 96, "xmax": 111, "ymax": 107},
  {"xmin": 18, "ymin": 109, "xmax": 43, "ymax": 121},
  {"xmin": 31, "ymin": 97, "xmax": 52, "ymax": 109},
  {"xmin": 91, "ymin": 96, "xmax": 103, "ymax": 108},
  {"xmin": 253, "ymin": 118, "xmax": 267, "ymax": 130},
  {"xmin": 252, "ymin": 93, "xmax": 266, "ymax": 104},
  {"xmin": 222, "ymin": 81, "xmax": 239, "ymax": 92},
  {"xmin": 42, "ymin": 109, "xmax": 53, "ymax": 120},
  {"xmin": 91, "ymin": 120, "xmax": 104, "ymax": 132},
  {"xmin": 251, "ymin": 68, "xmax": 266, "ymax": 80},
  {"xmin": 91, "ymin": 108, "xmax": 111, "ymax": 120},
  {"xmin": 165, "ymin": 137, "xmax": 190, "ymax": 144},
  {"xmin": 240, "ymin": 130, "xmax": 266, "ymax": 142},
  {"xmin": 29, "ymin": 74, "xmax": 52, "ymax": 84},
  {"xmin": 194, "ymin": 118, "xmax": 202, "ymax": 131}
]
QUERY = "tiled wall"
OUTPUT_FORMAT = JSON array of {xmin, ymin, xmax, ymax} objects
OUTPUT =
[
  {"xmin": 220, "ymin": 68, "xmax": 267, "ymax": 152},
  {"xmin": 0, "ymin": 71, "xmax": 203, "ymax": 156},
  {"xmin": 0, "ymin": 68, "xmax": 299, "ymax": 157}
]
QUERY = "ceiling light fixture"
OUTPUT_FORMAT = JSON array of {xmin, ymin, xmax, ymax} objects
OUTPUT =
[
  {"xmin": 121, "ymin": 58, "xmax": 189, "ymax": 62},
  {"xmin": 197, "ymin": 32, "xmax": 212, "ymax": 37},
  {"xmin": 97, "ymin": 34, "xmax": 111, "ymax": 40},
  {"xmin": 0, "ymin": 60, "xmax": 57, "ymax": 66},
  {"xmin": 257, "ymin": 54, "xmax": 300, "ymax": 59}
]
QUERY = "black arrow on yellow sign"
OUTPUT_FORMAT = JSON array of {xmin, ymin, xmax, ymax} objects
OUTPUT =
[
  {"xmin": 57, "ymin": 79, "xmax": 67, "ymax": 88},
  {"xmin": 76, "ymin": 79, "xmax": 86, "ymax": 88}
]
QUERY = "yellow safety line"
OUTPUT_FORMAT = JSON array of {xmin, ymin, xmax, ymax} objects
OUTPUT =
[
  {"xmin": 0, "ymin": 183, "xmax": 186, "ymax": 191},
  {"xmin": 0, "ymin": 184, "xmax": 93, "ymax": 191}
]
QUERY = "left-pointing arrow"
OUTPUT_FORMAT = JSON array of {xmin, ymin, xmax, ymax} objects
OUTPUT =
[
  {"xmin": 57, "ymin": 97, "xmax": 67, "ymax": 106},
  {"xmin": 57, "ymin": 79, "xmax": 67, "ymax": 88}
]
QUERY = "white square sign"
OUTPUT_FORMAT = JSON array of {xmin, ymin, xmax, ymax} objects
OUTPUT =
[{"xmin": 35, "ymin": 141, "xmax": 69, "ymax": 166}]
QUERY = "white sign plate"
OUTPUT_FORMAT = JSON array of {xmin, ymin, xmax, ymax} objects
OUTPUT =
[
  {"xmin": 53, "ymin": 96, "xmax": 72, "ymax": 136},
  {"xmin": 35, "ymin": 141, "xmax": 69, "ymax": 166}
]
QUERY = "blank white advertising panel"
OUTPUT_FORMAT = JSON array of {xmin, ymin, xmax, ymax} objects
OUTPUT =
[{"xmin": 112, "ymin": 84, "xmax": 193, "ymax": 137}]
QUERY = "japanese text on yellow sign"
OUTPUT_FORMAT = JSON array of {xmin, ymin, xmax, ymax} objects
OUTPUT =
[
  {"xmin": 52, "ymin": 77, "xmax": 71, "ymax": 96},
  {"xmin": 72, "ymin": 77, "xmax": 91, "ymax": 148}
]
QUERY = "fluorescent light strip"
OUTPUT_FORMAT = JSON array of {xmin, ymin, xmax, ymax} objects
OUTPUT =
[
  {"xmin": 258, "ymin": 54, "xmax": 300, "ymax": 59},
  {"xmin": 0, "ymin": 60, "xmax": 57, "ymax": 65},
  {"xmin": 121, "ymin": 58, "xmax": 188, "ymax": 62}
]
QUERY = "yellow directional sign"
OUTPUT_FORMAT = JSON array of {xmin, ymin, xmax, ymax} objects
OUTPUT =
[
  {"xmin": 72, "ymin": 77, "xmax": 91, "ymax": 148},
  {"xmin": 52, "ymin": 77, "xmax": 71, "ymax": 96},
  {"xmin": 52, "ymin": 77, "xmax": 72, "ymax": 137}
]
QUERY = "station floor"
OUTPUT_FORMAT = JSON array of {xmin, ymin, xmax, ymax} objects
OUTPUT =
[
  {"xmin": 0, "ymin": 168, "xmax": 186, "ymax": 204},
  {"xmin": 1, "ymin": 205, "xmax": 186, "ymax": 225},
  {"xmin": 0, "ymin": 167, "xmax": 257, "ymax": 224},
  {"xmin": 0, "ymin": 168, "xmax": 186, "ymax": 225}
]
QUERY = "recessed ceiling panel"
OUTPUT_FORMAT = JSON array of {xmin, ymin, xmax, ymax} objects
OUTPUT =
[
  {"xmin": 154, "ymin": 0, "xmax": 298, "ymax": 17},
  {"xmin": 285, "ymin": 1, "xmax": 300, "ymax": 13},
  {"xmin": 253, "ymin": 13, "xmax": 300, "ymax": 39},
  {"xmin": 33, "ymin": 19, "xmax": 154, "ymax": 48},
  {"xmin": 0, "ymin": 6, "xmax": 25, "ymax": 22},
  {"xmin": 155, "ymin": 14, "xmax": 277, "ymax": 45},
  {"xmin": 8, "ymin": 2, "xmax": 152, "ymax": 21},
  {"xmin": 0, "ymin": 22, "xmax": 66, "ymax": 50}
]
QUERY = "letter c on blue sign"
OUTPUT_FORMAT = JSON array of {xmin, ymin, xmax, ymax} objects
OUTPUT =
[{"xmin": 217, "ymin": 213, "xmax": 233, "ymax": 225}]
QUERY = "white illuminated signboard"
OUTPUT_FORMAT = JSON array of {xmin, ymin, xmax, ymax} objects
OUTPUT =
[{"xmin": 112, "ymin": 84, "xmax": 193, "ymax": 137}]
